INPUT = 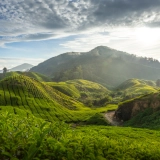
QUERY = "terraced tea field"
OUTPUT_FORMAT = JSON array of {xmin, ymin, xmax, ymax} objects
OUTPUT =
[{"xmin": 0, "ymin": 75, "xmax": 117, "ymax": 123}]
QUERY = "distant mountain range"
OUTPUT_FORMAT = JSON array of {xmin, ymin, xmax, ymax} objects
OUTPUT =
[
  {"xmin": 0, "ymin": 63, "xmax": 34, "ymax": 73},
  {"xmin": 30, "ymin": 46, "xmax": 160, "ymax": 88},
  {"xmin": 9, "ymin": 63, "xmax": 34, "ymax": 71}
]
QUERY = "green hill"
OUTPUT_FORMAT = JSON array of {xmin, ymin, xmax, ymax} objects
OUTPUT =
[
  {"xmin": 30, "ymin": 46, "xmax": 160, "ymax": 88},
  {"xmin": 0, "ymin": 71, "xmax": 51, "ymax": 82},
  {"xmin": 113, "ymin": 79, "xmax": 158, "ymax": 101},
  {"xmin": 0, "ymin": 75, "xmax": 73, "ymax": 122},
  {"xmin": 46, "ymin": 79, "xmax": 111, "ymax": 106},
  {"xmin": 0, "ymin": 75, "xmax": 117, "ymax": 123}
]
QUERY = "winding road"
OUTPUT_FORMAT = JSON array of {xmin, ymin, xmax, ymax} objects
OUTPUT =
[{"xmin": 105, "ymin": 111, "xmax": 122, "ymax": 126}]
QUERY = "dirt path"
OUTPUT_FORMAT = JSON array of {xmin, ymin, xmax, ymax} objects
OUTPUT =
[{"xmin": 105, "ymin": 111, "xmax": 122, "ymax": 126}]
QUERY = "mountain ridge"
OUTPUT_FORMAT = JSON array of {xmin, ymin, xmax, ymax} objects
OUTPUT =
[
  {"xmin": 30, "ymin": 46, "xmax": 160, "ymax": 88},
  {"xmin": 10, "ymin": 63, "xmax": 34, "ymax": 71}
]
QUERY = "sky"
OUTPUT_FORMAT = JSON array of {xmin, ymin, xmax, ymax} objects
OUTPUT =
[{"xmin": 1, "ymin": 0, "xmax": 160, "ymax": 69}]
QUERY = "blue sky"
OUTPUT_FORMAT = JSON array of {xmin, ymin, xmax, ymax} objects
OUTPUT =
[{"xmin": 1, "ymin": 0, "xmax": 160, "ymax": 69}]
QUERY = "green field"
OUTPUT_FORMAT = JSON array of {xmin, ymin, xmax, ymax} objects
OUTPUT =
[
  {"xmin": 0, "ymin": 75, "xmax": 117, "ymax": 123},
  {"xmin": 1, "ymin": 73, "xmax": 160, "ymax": 159},
  {"xmin": 1, "ymin": 112, "xmax": 160, "ymax": 160}
]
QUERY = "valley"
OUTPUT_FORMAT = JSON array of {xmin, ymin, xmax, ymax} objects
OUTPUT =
[{"xmin": 1, "ymin": 46, "xmax": 160, "ymax": 159}]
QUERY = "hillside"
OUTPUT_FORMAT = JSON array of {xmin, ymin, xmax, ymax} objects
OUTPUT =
[
  {"xmin": 113, "ymin": 79, "xmax": 158, "ymax": 102},
  {"xmin": 0, "ymin": 71, "xmax": 51, "ymax": 82},
  {"xmin": 0, "ymin": 75, "xmax": 74, "ymax": 122},
  {"xmin": 46, "ymin": 79, "xmax": 111, "ymax": 106},
  {"xmin": 115, "ymin": 91, "xmax": 160, "ymax": 129},
  {"xmin": 0, "ymin": 75, "xmax": 117, "ymax": 123},
  {"xmin": 1, "ymin": 112, "xmax": 160, "ymax": 159},
  {"xmin": 31, "ymin": 46, "xmax": 160, "ymax": 88}
]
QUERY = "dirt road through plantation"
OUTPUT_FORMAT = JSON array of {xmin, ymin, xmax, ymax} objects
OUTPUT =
[{"xmin": 105, "ymin": 111, "xmax": 122, "ymax": 126}]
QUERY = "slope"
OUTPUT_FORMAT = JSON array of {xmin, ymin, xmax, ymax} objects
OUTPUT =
[
  {"xmin": 115, "ymin": 91, "xmax": 160, "ymax": 129},
  {"xmin": 0, "ymin": 75, "xmax": 117, "ymax": 123},
  {"xmin": 10, "ymin": 63, "xmax": 34, "ymax": 71},
  {"xmin": 0, "ymin": 75, "xmax": 82, "ymax": 122},
  {"xmin": 30, "ymin": 46, "xmax": 160, "ymax": 88},
  {"xmin": 1, "ymin": 112, "xmax": 160, "ymax": 159},
  {"xmin": 46, "ymin": 79, "xmax": 111, "ymax": 106},
  {"xmin": 113, "ymin": 78, "xmax": 158, "ymax": 101},
  {"xmin": 0, "ymin": 71, "xmax": 51, "ymax": 82}
]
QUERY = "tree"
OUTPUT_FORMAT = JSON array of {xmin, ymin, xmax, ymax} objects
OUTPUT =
[
  {"xmin": 156, "ymin": 79, "xmax": 160, "ymax": 87},
  {"xmin": 3, "ymin": 67, "xmax": 7, "ymax": 77}
]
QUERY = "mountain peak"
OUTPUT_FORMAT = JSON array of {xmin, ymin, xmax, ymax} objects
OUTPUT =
[{"xmin": 10, "ymin": 63, "xmax": 34, "ymax": 72}]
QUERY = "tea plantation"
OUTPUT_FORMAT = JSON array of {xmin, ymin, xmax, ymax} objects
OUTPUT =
[{"xmin": 0, "ymin": 75, "xmax": 160, "ymax": 159}]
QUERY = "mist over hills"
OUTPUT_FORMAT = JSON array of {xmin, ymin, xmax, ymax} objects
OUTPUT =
[
  {"xmin": 10, "ymin": 63, "xmax": 34, "ymax": 71},
  {"xmin": 0, "ymin": 63, "xmax": 34, "ymax": 73},
  {"xmin": 31, "ymin": 46, "xmax": 160, "ymax": 88},
  {"xmin": 1, "ymin": 47, "xmax": 160, "ymax": 159}
]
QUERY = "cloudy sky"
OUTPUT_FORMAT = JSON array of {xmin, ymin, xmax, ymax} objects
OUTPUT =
[{"xmin": 1, "ymin": 0, "xmax": 160, "ymax": 69}]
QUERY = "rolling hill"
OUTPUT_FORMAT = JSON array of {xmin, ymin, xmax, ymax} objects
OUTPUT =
[
  {"xmin": 0, "ymin": 71, "xmax": 51, "ymax": 82},
  {"xmin": 0, "ymin": 75, "xmax": 117, "ymax": 123},
  {"xmin": 113, "ymin": 79, "xmax": 158, "ymax": 102},
  {"xmin": 46, "ymin": 79, "xmax": 111, "ymax": 106},
  {"xmin": 30, "ymin": 46, "xmax": 160, "ymax": 88}
]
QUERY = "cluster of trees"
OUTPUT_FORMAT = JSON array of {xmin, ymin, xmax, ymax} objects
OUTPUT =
[
  {"xmin": 85, "ymin": 95, "xmax": 112, "ymax": 107},
  {"xmin": 120, "ymin": 53, "xmax": 160, "ymax": 68}
]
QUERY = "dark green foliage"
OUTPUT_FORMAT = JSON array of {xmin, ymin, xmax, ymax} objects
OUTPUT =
[
  {"xmin": 124, "ymin": 107, "xmax": 160, "ymax": 129},
  {"xmin": 86, "ymin": 113, "xmax": 109, "ymax": 125}
]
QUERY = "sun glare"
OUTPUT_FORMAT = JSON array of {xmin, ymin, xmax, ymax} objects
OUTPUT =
[{"xmin": 135, "ymin": 27, "xmax": 160, "ymax": 45}]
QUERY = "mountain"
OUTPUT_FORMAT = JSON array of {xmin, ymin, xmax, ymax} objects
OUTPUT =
[
  {"xmin": 30, "ymin": 46, "xmax": 160, "ymax": 88},
  {"xmin": 9, "ymin": 63, "xmax": 34, "ymax": 71}
]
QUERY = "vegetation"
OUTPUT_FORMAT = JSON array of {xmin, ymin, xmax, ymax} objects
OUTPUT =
[
  {"xmin": 124, "ymin": 107, "xmax": 160, "ymax": 129},
  {"xmin": 115, "ymin": 90, "xmax": 160, "ymax": 129},
  {"xmin": 31, "ymin": 46, "xmax": 160, "ymax": 88},
  {"xmin": 1, "ymin": 112, "xmax": 160, "ymax": 160},
  {"xmin": 1, "ymin": 68, "xmax": 160, "ymax": 159},
  {"xmin": 0, "ymin": 71, "xmax": 51, "ymax": 82},
  {"xmin": 112, "ymin": 79, "xmax": 158, "ymax": 103},
  {"xmin": 0, "ymin": 75, "xmax": 117, "ymax": 123},
  {"xmin": 46, "ymin": 79, "xmax": 111, "ymax": 107}
]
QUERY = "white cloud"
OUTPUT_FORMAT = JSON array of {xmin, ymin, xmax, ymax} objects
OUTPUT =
[
  {"xmin": 60, "ymin": 27, "xmax": 160, "ymax": 60},
  {"xmin": 1, "ymin": 0, "xmax": 160, "ymax": 46}
]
